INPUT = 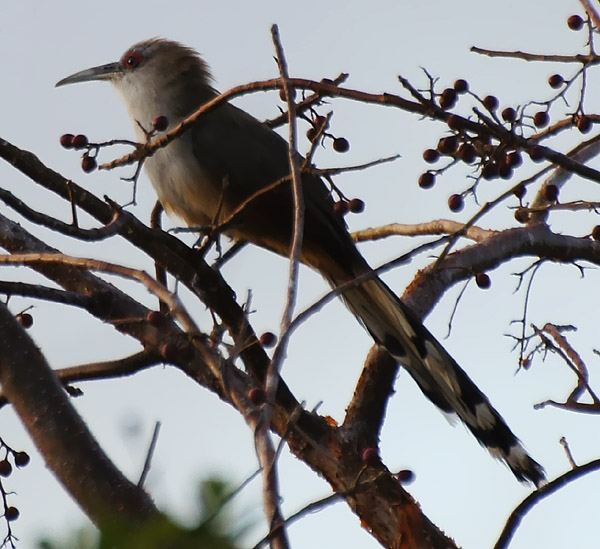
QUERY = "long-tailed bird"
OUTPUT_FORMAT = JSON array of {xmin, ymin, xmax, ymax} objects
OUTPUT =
[{"xmin": 57, "ymin": 38, "xmax": 544, "ymax": 485}]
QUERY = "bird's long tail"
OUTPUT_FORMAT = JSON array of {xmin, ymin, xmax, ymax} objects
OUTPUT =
[{"xmin": 333, "ymin": 272, "xmax": 545, "ymax": 486}]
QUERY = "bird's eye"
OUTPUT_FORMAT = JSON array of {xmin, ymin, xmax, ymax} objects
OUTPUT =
[{"xmin": 123, "ymin": 51, "xmax": 145, "ymax": 70}]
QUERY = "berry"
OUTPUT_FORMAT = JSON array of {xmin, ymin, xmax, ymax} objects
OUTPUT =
[
  {"xmin": 505, "ymin": 151, "xmax": 522, "ymax": 167},
  {"xmin": 348, "ymin": 198, "xmax": 365, "ymax": 213},
  {"xmin": 446, "ymin": 114, "xmax": 463, "ymax": 131},
  {"xmin": 160, "ymin": 342, "xmax": 179, "ymax": 362},
  {"xmin": 279, "ymin": 87, "xmax": 296, "ymax": 102},
  {"xmin": 437, "ymin": 136, "xmax": 458, "ymax": 155},
  {"xmin": 332, "ymin": 137, "xmax": 350, "ymax": 153},
  {"xmin": 576, "ymin": 115, "xmax": 592, "ymax": 134},
  {"xmin": 548, "ymin": 74, "xmax": 564, "ymax": 89},
  {"xmin": 567, "ymin": 14, "xmax": 584, "ymax": 30},
  {"xmin": 498, "ymin": 163, "xmax": 513, "ymax": 180},
  {"xmin": 60, "ymin": 133, "xmax": 74, "ymax": 148},
  {"xmin": 396, "ymin": 469, "xmax": 415, "ymax": 484},
  {"xmin": 249, "ymin": 388, "xmax": 266, "ymax": 405},
  {"xmin": 72, "ymin": 134, "xmax": 89, "ymax": 149},
  {"xmin": 418, "ymin": 172, "xmax": 435, "ymax": 189},
  {"xmin": 528, "ymin": 145, "xmax": 544, "ymax": 162},
  {"xmin": 306, "ymin": 127, "xmax": 318, "ymax": 141},
  {"xmin": 0, "ymin": 460, "xmax": 12, "ymax": 477},
  {"xmin": 423, "ymin": 149, "xmax": 440, "ymax": 163},
  {"xmin": 533, "ymin": 111, "xmax": 549, "ymax": 128},
  {"xmin": 481, "ymin": 161, "xmax": 498, "ymax": 180},
  {"xmin": 333, "ymin": 201, "xmax": 349, "ymax": 216},
  {"xmin": 259, "ymin": 331, "xmax": 277, "ymax": 348},
  {"xmin": 17, "ymin": 313, "xmax": 33, "ymax": 328},
  {"xmin": 544, "ymin": 184, "xmax": 559, "ymax": 202},
  {"xmin": 592, "ymin": 225, "xmax": 600, "ymax": 241},
  {"xmin": 475, "ymin": 272, "xmax": 491, "ymax": 289},
  {"xmin": 483, "ymin": 95, "xmax": 499, "ymax": 111},
  {"xmin": 152, "ymin": 115, "xmax": 169, "ymax": 132},
  {"xmin": 5, "ymin": 507, "xmax": 19, "ymax": 521},
  {"xmin": 313, "ymin": 115, "xmax": 327, "ymax": 129},
  {"xmin": 501, "ymin": 107, "xmax": 517, "ymax": 123},
  {"xmin": 81, "ymin": 156, "xmax": 97, "ymax": 173},
  {"xmin": 513, "ymin": 183, "xmax": 526, "ymax": 200},
  {"xmin": 362, "ymin": 447, "xmax": 379, "ymax": 466},
  {"xmin": 147, "ymin": 310, "xmax": 167, "ymax": 327},
  {"xmin": 439, "ymin": 88, "xmax": 457, "ymax": 109},
  {"xmin": 448, "ymin": 194, "xmax": 464, "ymax": 212},
  {"xmin": 457, "ymin": 143, "xmax": 477, "ymax": 164},
  {"xmin": 453, "ymin": 79, "xmax": 469, "ymax": 94},
  {"xmin": 514, "ymin": 207, "xmax": 530, "ymax": 224},
  {"xmin": 14, "ymin": 452, "xmax": 30, "ymax": 467}
]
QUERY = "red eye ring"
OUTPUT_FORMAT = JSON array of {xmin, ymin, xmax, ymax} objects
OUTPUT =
[{"xmin": 122, "ymin": 50, "xmax": 144, "ymax": 70}]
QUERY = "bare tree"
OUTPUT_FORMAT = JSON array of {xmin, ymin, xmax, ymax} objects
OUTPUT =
[{"xmin": 1, "ymin": 5, "xmax": 600, "ymax": 549}]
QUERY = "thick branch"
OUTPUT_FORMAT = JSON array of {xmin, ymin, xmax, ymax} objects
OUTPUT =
[{"xmin": 0, "ymin": 302, "xmax": 159, "ymax": 528}]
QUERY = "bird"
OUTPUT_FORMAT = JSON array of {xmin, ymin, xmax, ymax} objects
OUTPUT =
[{"xmin": 56, "ymin": 38, "xmax": 544, "ymax": 485}]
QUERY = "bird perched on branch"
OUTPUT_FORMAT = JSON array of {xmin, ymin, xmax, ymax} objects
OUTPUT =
[{"xmin": 57, "ymin": 38, "xmax": 544, "ymax": 485}]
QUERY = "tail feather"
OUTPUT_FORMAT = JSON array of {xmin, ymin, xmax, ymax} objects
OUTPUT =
[{"xmin": 336, "ymin": 274, "xmax": 545, "ymax": 486}]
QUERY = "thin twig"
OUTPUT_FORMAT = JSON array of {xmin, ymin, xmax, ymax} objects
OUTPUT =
[{"xmin": 137, "ymin": 421, "xmax": 161, "ymax": 487}]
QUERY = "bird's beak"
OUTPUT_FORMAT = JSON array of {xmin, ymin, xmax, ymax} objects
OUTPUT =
[{"xmin": 55, "ymin": 62, "xmax": 122, "ymax": 87}]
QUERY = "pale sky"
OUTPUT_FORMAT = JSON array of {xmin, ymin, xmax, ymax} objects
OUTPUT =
[{"xmin": 1, "ymin": 1, "xmax": 599, "ymax": 548}]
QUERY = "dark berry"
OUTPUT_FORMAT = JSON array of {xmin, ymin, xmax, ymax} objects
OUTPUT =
[
  {"xmin": 457, "ymin": 143, "xmax": 477, "ymax": 164},
  {"xmin": 333, "ymin": 201, "xmax": 349, "ymax": 216},
  {"xmin": 483, "ymin": 95, "xmax": 499, "ymax": 111},
  {"xmin": 533, "ymin": 111, "xmax": 549, "ymax": 128},
  {"xmin": 576, "ymin": 115, "xmax": 592, "ymax": 134},
  {"xmin": 592, "ymin": 225, "xmax": 600, "ymax": 241},
  {"xmin": 418, "ymin": 172, "xmax": 435, "ymax": 189},
  {"xmin": 453, "ymin": 79, "xmax": 469, "ymax": 94},
  {"xmin": 481, "ymin": 161, "xmax": 499, "ymax": 180},
  {"xmin": 60, "ymin": 133, "xmax": 74, "ymax": 148},
  {"xmin": 332, "ymin": 137, "xmax": 350, "ymax": 153},
  {"xmin": 152, "ymin": 115, "xmax": 169, "ymax": 132},
  {"xmin": 259, "ymin": 332, "xmax": 277, "ymax": 348},
  {"xmin": 306, "ymin": 127, "xmax": 318, "ymax": 141},
  {"xmin": 498, "ymin": 163, "xmax": 513, "ymax": 180},
  {"xmin": 448, "ymin": 194, "xmax": 464, "ymax": 212},
  {"xmin": 475, "ymin": 272, "xmax": 491, "ymax": 289},
  {"xmin": 514, "ymin": 207, "xmax": 530, "ymax": 224},
  {"xmin": 423, "ymin": 149, "xmax": 440, "ymax": 163},
  {"xmin": 249, "ymin": 388, "xmax": 266, "ymax": 405},
  {"xmin": 279, "ymin": 87, "xmax": 296, "ymax": 102},
  {"xmin": 438, "ymin": 136, "xmax": 458, "ymax": 155},
  {"xmin": 501, "ymin": 107, "xmax": 517, "ymax": 123},
  {"xmin": 147, "ymin": 310, "xmax": 167, "ymax": 327},
  {"xmin": 81, "ymin": 156, "xmax": 97, "ymax": 173},
  {"xmin": 548, "ymin": 74, "xmax": 564, "ymax": 89},
  {"xmin": 17, "ymin": 313, "xmax": 33, "ymax": 328},
  {"xmin": 446, "ymin": 114, "xmax": 463, "ymax": 130},
  {"xmin": 348, "ymin": 198, "xmax": 365, "ymax": 213},
  {"xmin": 72, "ymin": 134, "xmax": 89, "ymax": 149},
  {"xmin": 362, "ymin": 447, "xmax": 379, "ymax": 466},
  {"xmin": 567, "ymin": 15, "xmax": 584, "ymax": 30},
  {"xmin": 513, "ymin": 183, "xmax": 526, "ymax": 200},
  {"xmin": 160, "ymin": 342, "xmax": 179, "ymax": 362},
  {"xmin": 313, "ymin": 115, "xmax": 327, "ymax": 129},
  {"xmin": 5, "ymin": 507, "xmax": 19, "ymax": 521},
  {"xmin": 396, "ymin": 469, "xmax": 415, "ymax": 484},
  {"xmin": 14, "ymin": 452, "xmax": 30, "ymax": 467},
  {"xmin": 544, "ymin": 184, "xmax": 559, "ymax": 202},
  {"xmin": 0, "ymin": 460, "xmax": 12, "ymax": 477},
  {"xmin": 505, "ymin": 151, "xmax": 522, "ymax": 167},
  {"xmin": 439, "ymin": 88, "xmax": 457, "ymax": 110},
  {"xmin": 528, "ymin": 145, "xmax": 544, "ymax": 162}
]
